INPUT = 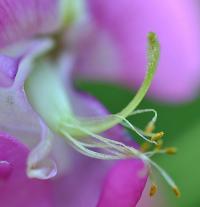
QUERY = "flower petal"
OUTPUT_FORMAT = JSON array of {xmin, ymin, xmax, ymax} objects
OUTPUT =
[
  {"xmin": 0, "ymin": 55, "xmax": 19, "ymax": 87},
  {"xmin": 0, "ymin": 0, "xmax": 59, "ymax": 48},
  {"xmin": 51, "ymin": 146, "xmax": 147, "ymax": 207},
  {"xmin": 0, "ymin": 38, "xmax": 53, "ymax": 88},
  {"xmin": 78, "ymin": 0, "xmax": 200, "ymax": 102},
  {"xmin": 27, "ymin": 122, "xmax": 57, "ymax": 180},
  {"xmin": 0, "ymin": 132, "xmax": 52, "ymax": 207},
  {"xmin": 0, "ymin": 39, "xmax": 53, "ymax": 148},
  {"xmin": 51, "ymin": 147, "xmax": 113, "ymax": 207},
  {"xmin": 97, "ymin": 159, "xmax": 147, "ymax": 207}
]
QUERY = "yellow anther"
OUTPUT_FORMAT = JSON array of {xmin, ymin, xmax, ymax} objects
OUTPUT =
[
  {"xmin": 149, "ymin": 183, "xmax": 157, "ymax": 197},
  {"xmin": 151, "ymin": 131, "xmax": 164, "ymax": 141},
  {"xmin": 173, "ymin": 187, "xmax": 181, "ymax": 197},
  {"xmin": 165, "ymin": 147, "xmax": 177, "ymax": 155},
  {"xmin": 140, "ymin": 142, "xmax": 151, "ymax": 152},
  {"xmin": 145, "ymin": 122, "xmax": 155, "ymax": 133}
]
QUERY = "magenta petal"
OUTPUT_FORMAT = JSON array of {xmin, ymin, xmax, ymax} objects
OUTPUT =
[
  {"xmin": 0, "ymin": 0, "xmax": 59, "ymax": 48},
  {"xmin": 83, "ymin": 0, "xmax": 200, "ymax": 102},
  {"xmin": 97, "ymin": 159, "xmax": 147, "ymax": 207},
  {"xmin": 52, "ymin": 152, "xmax": 147, "ymax": 207},
  {"xmin": 0, "ymin": 133, "xmax": 52, "ymax": 207}
]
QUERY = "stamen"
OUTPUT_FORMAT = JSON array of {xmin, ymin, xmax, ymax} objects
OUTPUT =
[
  {"xmin": 130, "ymin": 108, "xmax": 157, "ymax": 119},
  {"xmin": 144, "ymin": 147, "xmax": 177, "ymax": 158},
  {"xmin": 173, "ymin": 187, "xmax": 181, "ymax": 197},
  {"xmin": 151, "ymin": 131, "xmax": 164, "ymax": 141},
  {"xmin": 128, "ymin": 109, "xmax": 158, "ymax": 135},
  {"xmin": 61, "ymin": 129, "xmax": 123, "ymax": 160},
  {"xmin": 165, "ymin": 147, "xmax": 177, "ymax": 155},
  {"xmin": 114, "ymin": 114, "xmax": 157, "ymax": 145},
  {"xmin": 149, "ymin": 183, "xmax": 158, "ymax": 197},
  {"xmin": 113, "ymin": 109, "xmax": 162, "ymax": 146},
  {"xmin": 61, "ymin": 121, "xmax": 180, "ymax": 197},
  {"xmin": 60, "ymin": 122, "xmax": 142, "ymax": 159},
  {"xmin": 130, "ymin": 108, "xmax": 158, "ymax": 130},
  {"xmin": 147, "ymin": 158, "xmax": 179, "ymax": 196}
]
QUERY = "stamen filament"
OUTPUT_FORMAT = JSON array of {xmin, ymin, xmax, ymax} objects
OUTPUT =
[
  {"xmin": 60, "ymin": 121, "xmax": 179, "ymax": 197},
  {"xmin": 114, "ymin": 114, "xmax": 157, "ymax": 145},
  {"xmin": 61, "ymin": 129, "xmax": 123, "ymax": 160},
  {"xmin": 147, "ymin": 158, "xmax": 179, "ymax": 196},
  {"xmin": 61, "ymin": 122, "xmax": 142, "ymax": 157},
  {"xmin": 144, "ymin": 147, "xmax": 177, "ymax": 157},
  {"xmin": 130, "ymin": 109, "xmax": 158, "ymax": 122}
]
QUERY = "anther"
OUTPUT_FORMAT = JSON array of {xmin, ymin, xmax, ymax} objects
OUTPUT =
[
  {"xmin": 151, "ymin": 131, "xmax": 164, "ymax": 141},
  {"xmin": 173, "ymin": 187, "xmax": 181, "ymax": 197},
  {"xmin": 149, "ymin": 183, "xmax": 157, "ymax": 197},
  {"xmin": 165, "ymin": 147, "xmax": 177, "ymax": 155}
]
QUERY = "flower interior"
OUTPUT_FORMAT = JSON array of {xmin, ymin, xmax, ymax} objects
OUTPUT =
[{"xmin": 24, "ymin": 29, "xmax": 180, "ymax": 197}]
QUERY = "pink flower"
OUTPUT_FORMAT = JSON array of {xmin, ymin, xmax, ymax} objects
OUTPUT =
[{"xmin": 0, "ymin": 1, "xmax": 184, "ymax": 206}]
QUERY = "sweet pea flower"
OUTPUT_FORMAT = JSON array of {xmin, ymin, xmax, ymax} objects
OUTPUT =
[{"xmin": 0, "ymin": 1, "xmax": 182, "ymax": 207}]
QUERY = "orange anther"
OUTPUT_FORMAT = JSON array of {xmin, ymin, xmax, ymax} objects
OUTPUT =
[
  {"xmin": 165, "ymin": 147, "xmax": 177, "ymax": 155},
  {"xmin": 173, "ymin": 187, "xmax": 181, "ymax": 197},
  {"xmin": 151, "ymin": 131, "xmax": 164, "ymax": 141},
  {"xmin": 149, "ymin": 184, "xmax": 157, "ymax": 197}
]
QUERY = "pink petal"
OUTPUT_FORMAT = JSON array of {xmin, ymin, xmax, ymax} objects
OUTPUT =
[
  {"xmin": 97, "ymin": 159, "xmax": 147, "ymax": 207},
  {"xmin": 0, "ymin": 0, "xmax": 59, "ymax": 48},
  {"xmin": 0, "ymin": 132, "xmax": 52, "ymax": 207},
  {"xmin": 51, "ymin": 147, "xmax": 114, "ymax": 207},
  {"xmin": 0, "ymin": 39, "xmax": 53, "ymax": 149},
  {"xmin": 79, "ymin": 0, "xmax": 200, "ymax": 102},
  {"xmin": 0, "ymin": 55, "xmax": 19, "ymax": 87},
  {"xmin": 51, "ymin": 144, "xmax": 147, "ymax": 207},
  {"xmin": 0, "ymin": 37, "xmax": 53, "ymax": 88}
]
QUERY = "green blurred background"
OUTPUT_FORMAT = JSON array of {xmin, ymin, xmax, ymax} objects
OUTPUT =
[{"xmin": 78, "ymin": 81, "xmax": 200, "ymax": 207}]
